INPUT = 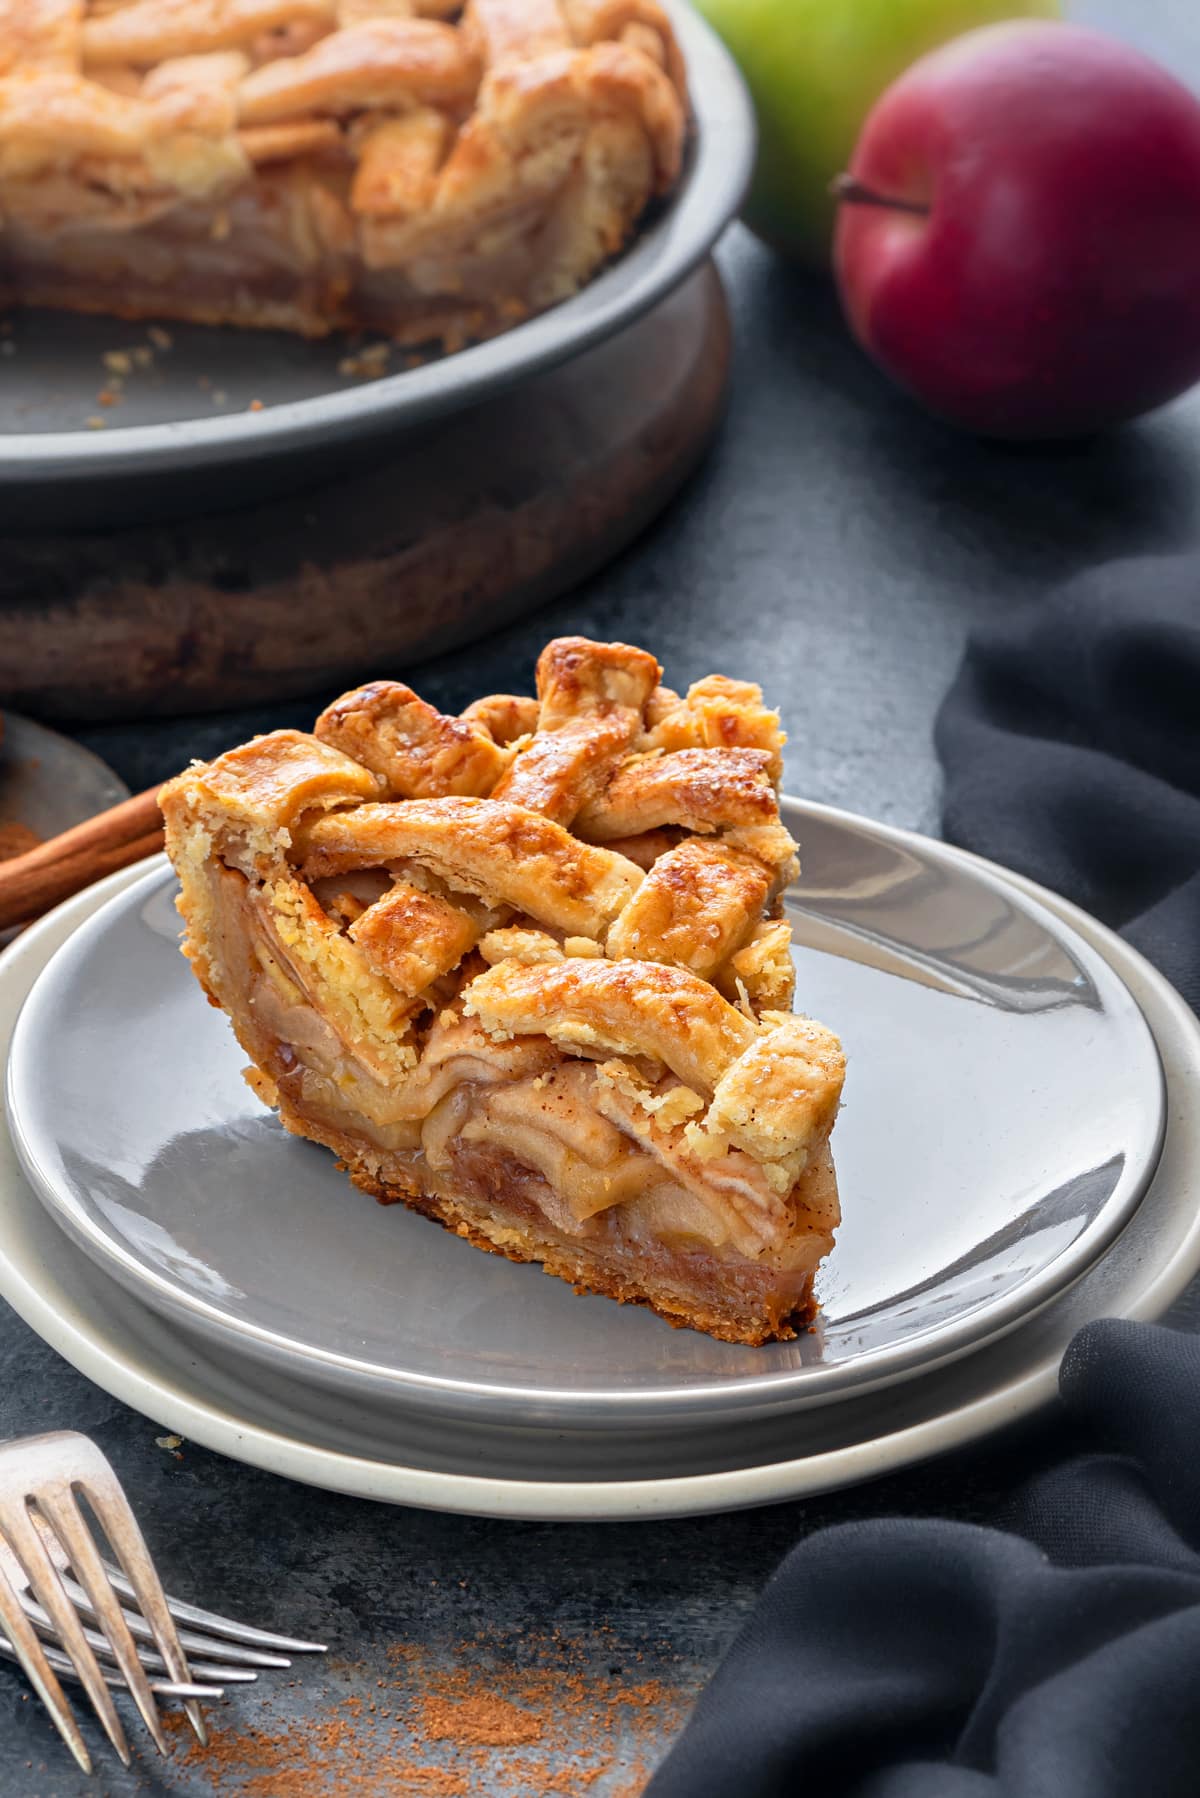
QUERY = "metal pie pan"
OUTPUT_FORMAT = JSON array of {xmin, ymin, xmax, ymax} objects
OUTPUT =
[{"xmin": 0, "ymin": 2, "xmax": 754, "ymax": 490}]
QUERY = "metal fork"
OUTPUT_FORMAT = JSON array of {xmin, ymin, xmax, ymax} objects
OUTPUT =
[{"xmin": 0, "ymin": 1432, "xmax": 325, "ymax": 1773}]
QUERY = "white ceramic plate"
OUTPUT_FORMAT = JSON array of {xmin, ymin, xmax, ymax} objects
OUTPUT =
[
  {"xmin": 0, "ymin": 840, "xmax": 1197, "ymax": 1517},
  {"xmin": 3, "ymin": 799, "xmax": 1171, "ymax": 1433},
  {"xmin": 0, "ymin": 714, "xmax": 129, "ymax": 946},
  {"xmin": 6, "ymin": 803, "xmax": 1168, "ymax": 1428}
]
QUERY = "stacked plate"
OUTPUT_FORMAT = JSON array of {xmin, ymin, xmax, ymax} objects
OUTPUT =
[{"xmin": 3, "ymin": 799, "xmax": 1197, "ymax": 1519}]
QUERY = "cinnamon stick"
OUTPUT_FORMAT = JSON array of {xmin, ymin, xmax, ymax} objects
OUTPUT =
[{"xmin": 0, "ymin": 787, "xmax": 163, "ymax": 931}]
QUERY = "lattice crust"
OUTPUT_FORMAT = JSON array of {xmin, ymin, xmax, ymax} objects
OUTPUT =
[
  {"xmin": 0, "ymin": 0, "xmax": 688, "ymax": 344},
  {"xmin": 160, "ymin": 636, "xmax": 845, "ymax": 1345}
]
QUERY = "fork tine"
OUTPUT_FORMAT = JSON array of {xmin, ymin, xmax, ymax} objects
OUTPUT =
[
  {"xmin": 97, "ymin": 1555, "xmax": 327, "ymax": 1653},
  {"xmin": 15, "ymin": 1514, "xmax": 265, "ymax": 1685},
  {"xmin": 16, "ymin": 1589, "xmax": 261, "ymax": 1682},
  {"xmin": 77, "ymin": 1472, "xmax": 207, "ymax": 1749},
  {"xmin": 170, "ymin": 1659, "xmax": 256, "ymax": 1684},
  {"xmin": 0, "ymin": 1556, "xmax": 92, "ymax": 1774},
  {"xmin": 0, "ymin": 1506, "xmax": 130, "ymax": 1766},
  {"xmin": 0, "ymin": 1635, "xmax": 226, "ymax": 1698},
  {"xmin": 38, "ymin": 1488, "xmax": 169, "ymax": 1757},
  {"xmin": 27, "ymin": 1566, "xmax": 291, "ymax": 1668}
]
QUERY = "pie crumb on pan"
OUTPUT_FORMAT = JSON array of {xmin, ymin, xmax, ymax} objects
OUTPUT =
[
  {"xmin": 160, "ymin": 637, "xmax": 845, "ymax": 1345},
  {"xmin": 0, "ymin": 2, "xmax": 689, "ymax": 349}
]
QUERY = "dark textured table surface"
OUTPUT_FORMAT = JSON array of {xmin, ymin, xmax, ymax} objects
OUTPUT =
[{"xmin": 6, "ymin": 5, "xmax": 1200, "ymax": 1792}]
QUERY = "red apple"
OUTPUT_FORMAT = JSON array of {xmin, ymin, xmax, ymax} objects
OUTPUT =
[{"xmin": 832, "ymin": 22, "xmax": 1200, "ymax": 438}]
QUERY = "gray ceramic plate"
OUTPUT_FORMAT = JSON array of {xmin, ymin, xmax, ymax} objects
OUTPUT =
[
  {"xmin": 2, "ymin": 847, "xmax": 1197, "ymax": 1517},
  {"xmin": 0, "ymin": 1, "xmax": 752, "ymax": 512},
  {"xmin": 6, "ymin": 801, "xmax": 1167, "ymax": 1435}
]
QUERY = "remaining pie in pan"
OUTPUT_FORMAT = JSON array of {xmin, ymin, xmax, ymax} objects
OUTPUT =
[
  {"xmin": 0, "ymin": 1, "xmax": 688, "ymax": 347},
  {"xmin": 160, "ymin": 637, "xmax": 845, "ymax": 1344}
]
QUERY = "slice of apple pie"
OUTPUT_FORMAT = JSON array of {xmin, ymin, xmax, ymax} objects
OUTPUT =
[
  {"xmin": 0, "ymin": 0, "xmax": 687, "ymax": 347},
  {"xmin": 160, "ymin": 637, "xmax": 845, "ymax": 1344}
]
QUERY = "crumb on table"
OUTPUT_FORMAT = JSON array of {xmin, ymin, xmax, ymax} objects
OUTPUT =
[{"xmin": 338, "ymin": 342, "xmax": 392, "ymax": 380}]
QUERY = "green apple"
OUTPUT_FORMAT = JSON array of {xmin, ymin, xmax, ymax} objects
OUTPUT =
[{"xmin": 695, "ymin": 0, "xmax": 1061, "ymax": 264}]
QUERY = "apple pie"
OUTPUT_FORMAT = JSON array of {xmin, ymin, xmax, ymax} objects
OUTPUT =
[
  {"xmin": 0, "ymin": 0, "xmax": 688, "ymax": 347},
  {"xmin": 160, "ymin": 637, "xmax": 845, "ymax": 1344}
]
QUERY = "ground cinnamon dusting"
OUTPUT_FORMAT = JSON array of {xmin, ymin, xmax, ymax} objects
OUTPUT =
[
  {"xmin": 419, "ymin": 1693, "xmax": 543, "ymax": 1746},
  {"xmin": 151, "ymin": 1624, "xmax": 692, "ymax": 1796}
]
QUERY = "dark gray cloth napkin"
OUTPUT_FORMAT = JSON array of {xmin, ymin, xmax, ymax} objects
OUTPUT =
[
  {"xmin": 937, "ymin": 554, "xmax": 1200, "ymax": 1013},
  {"xmin": 648, "ymin": 555, "xmax": 1200, "ymax": 1796}
]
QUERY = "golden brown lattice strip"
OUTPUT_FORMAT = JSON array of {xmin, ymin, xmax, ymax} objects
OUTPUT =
[
  {"xmin": 388, "ymin": 33, "xmax": 683, "ymax": 266},
  {"xmin": 464, "ymin": 0, "xmax": 570, "ymax": 68},
  {"xmin": 642, "ymin": 675, "xmax": 786, "ymax": 782},
  {"xmin": 349, "ymin": 878, "xmax": 480, "ymax": 995},
  {"xmin": 723, "ymin": 822, "xmax": 800, "ymax": 893},
  {"xmin": 460, "ymin": 693, "xmax": 540, "ymax": 746},
  {"xmin": 490, "ymin": 714, "xmax": 636, "ymax": 827},
  {"xmin": 493, "ymin": 636, "xmax": 659, "ymax": 825},
  {"xmin": 239, "ymin": 117, "xmax": 342, "ymax": 161},
  {"xmin": 536, "ymin": 636, "xmax": 660, "ymax": 727},
  {"xmin": 141, "ymin": 60, "xmax": 248, "ymax": 189},
  {"xmin": 314, "ymin": 681, "xmax": 511, "ymax": 799},
  {"xmin": 237, "ymin": 18, "xmax": 478, "ymax": 124},
  {"xmin": 295, "ymin": 796, "xmax": 643, "ymax": 938},
  {"xmin": 158, "ymin": 730, "xmax": 382, "ymax": 876},
  {"xmin": 337, "ymin": 1, "xmax": 463, "ymax": 21},
  {"xmin": 0, "ymin": 0, "xmax": 81, "ymax": 75},
  {"xmin": 562, "ymin": 0, "xmax": 687, "ymax": 94},
  {"xmin": 463, "ymin": 955, "xmax": 755, "ymax": 1094},
  {"xmin": 0, "ymin": 70, "xmax": 151, "ymax": 169},
  {"xmin": 81, "ymin": 0, "xmax": 337, "ymax": 65},
  {"xmin": 696, "ymin": 1016, "xmax": 846, "ymax": 1169},
  {"xmin": 529, "ymin": 111, "xmax": 656, "ymax": 302},
  {"xmin": 477, "ymin": 925, "xmax": 564, "ymax": 966},
  {"xmin": 143, "ymin": 47, "xmax": 248, "ymax": 130},
  {"xmin": 350, "ymin": 105, "xmax": 448, "ymax": 213},
  {"xmin": 336, "ymin": 0, "xmax": 410, "ymax": 19},
  {"xmin": 577, "ymin": 748, "xmax": 778, "ymax": 841},
  {"xmin": 605, "ymin": 839, "xmax": 771, "ymax": 978},
  {"xmin": 575, "ymin": 37, "xmax": 684, "ymax": 188},
  {"xmin": 642, "ymin": 685, "xmax": 680, "ymax": 729},
  {"xmin": 717, "ymin": 919, "xmax": 796, "ymax": 1015}
]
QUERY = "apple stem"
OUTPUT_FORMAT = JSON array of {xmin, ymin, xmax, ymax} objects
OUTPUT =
[{"xmin": 830, "ymin": 173, "xmax": 929, "ymax": 217}]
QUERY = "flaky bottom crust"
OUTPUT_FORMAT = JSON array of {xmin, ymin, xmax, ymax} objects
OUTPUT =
[
  {"xmin": 272, "ymin": 1086, "xmax": 833, "ymax": 1347},
  {"xmin": 357, "ymin": 1167, "xmax": 827, "ymax": 1346},
  {"xmin": 0, "ymin": 270, "xmax": 507, "ymax": 349}
]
